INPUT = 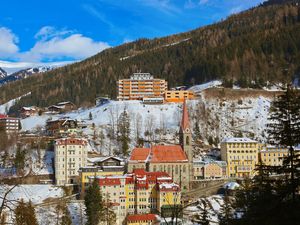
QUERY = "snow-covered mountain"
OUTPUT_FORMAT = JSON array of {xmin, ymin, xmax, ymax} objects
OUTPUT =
[
  {"xmin": 0, "ymin": 67, "xmax": 7, "ymax": 79},
  {"xmin": 0, "ymin": 66, "xmax": 57, "ymax": 86}
]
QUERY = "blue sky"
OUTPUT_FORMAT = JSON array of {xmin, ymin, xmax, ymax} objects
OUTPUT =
[{"xmin": 0, "ymin": 0, "xmax": 264, "ymax": 69}]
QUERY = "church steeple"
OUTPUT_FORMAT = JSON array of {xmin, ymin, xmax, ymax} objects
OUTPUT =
[
  {"xmin": 180, "ymin": 99, "xmax": 190, "ymax": 132},
  {"xmin": 180, "ymin": 100, "xmax": 193, "ymax": 162}
]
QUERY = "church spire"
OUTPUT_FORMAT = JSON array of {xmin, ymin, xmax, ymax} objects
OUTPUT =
[{"xmin": 181, "ymin": 99, "xmax": 190, "ymax": 131}]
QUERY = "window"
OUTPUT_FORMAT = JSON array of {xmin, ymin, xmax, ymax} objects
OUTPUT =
[{"xmin": 186, "ymin": 136, "xmax": 190, "ymax": 145}]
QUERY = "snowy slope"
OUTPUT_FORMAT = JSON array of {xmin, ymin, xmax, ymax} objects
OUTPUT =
[
  {"xmin": 0, "ymin": 67, "xmax": 7, "ymax": 78},
  {"xmin": 0, "ymin": 92, "xmax": 31, "ymax": 114},
  {"xmin": 0, "ymin": 185, "xmax": 63, "ymax": 205},
  {"xmin": 189, "ymin": 80, "xmax": 222, "ymax": 93}
]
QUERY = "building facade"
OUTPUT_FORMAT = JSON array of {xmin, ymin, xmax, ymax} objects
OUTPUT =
[
  {"xmin": 193, "ymin": 160, "xmax": 226, "ymax": 180},
  {"xmin": 54, "ymin": 138, "xmax": 88, "ymax": 185},
  {"xmin": 79, "ymin": 156, "xmax": 125, "ymax": 195},
  {"xmin": 117, "ymin": 73, "xmax": 167, "ymax": 101},
  {"xmin": 0, "ymin": 115, "xmax": 20, "ymax": 134},
  {"xmin": 164, "ymin": 90, "xmax": 194, "ymax": 103},
  {"xmin": 221, "ymin": 138, "xmax": 259, "ymax": 178},
  {"xmin": 91, "ymin": 169, "xmax": 181, "ymax": 225}
]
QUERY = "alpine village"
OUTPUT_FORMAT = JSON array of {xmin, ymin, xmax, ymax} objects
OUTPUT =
[{"xmin": 1, "ymin": 0, "xmax": 300, "ymax": 225}]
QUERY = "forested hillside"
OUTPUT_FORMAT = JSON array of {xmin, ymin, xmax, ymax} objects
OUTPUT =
[{"xmin": 1, "ymin": 0, "xmax": 300, "ymax": 113}]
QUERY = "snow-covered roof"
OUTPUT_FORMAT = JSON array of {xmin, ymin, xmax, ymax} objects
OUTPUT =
[
  {"xmin": 159, "ymin": 183, "xmax": 180, "ymax": 190},
  {"xmin": 222, "ymin": 137, "xmax": 257, "ymax": 143},
  {"xmin": 223, "ymin": 182, "xmax": 240, "ymax": 190},
  {"xmin": 22, "ymin": 106, "xmax": 37, "ymax": 111},
  {"xmin": 88, "ymin": 156, "xmax": 123, "ymax": 163}
]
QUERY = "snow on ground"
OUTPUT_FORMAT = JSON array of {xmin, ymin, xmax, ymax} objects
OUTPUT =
[
  {"xmin": 184, "ymin": 195, "xmax": 225, "ymax": 224},
  {"xmin": 189, "ymin": 80, "xmax": 222, "ymax": 93},
  {"xmin": 21, "ymin": 101, "xmax": 181, "ymax": 132},
  {"xmin": 68, "ymin": 202, "xmax": 87, "ymax": 225},
  {"xmin": 30, "ymin": 150, "xmax": 54, "ymax": 175},
  {"xmin": 0, "ymin": 92, "xmax": 31, "ymax": 114},
  {"xmin": 0, "ymin": 185, "xmax": 64, "ymax": 205}
]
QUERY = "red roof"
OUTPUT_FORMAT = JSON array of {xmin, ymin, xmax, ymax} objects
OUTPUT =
[
  {"xmin": 98, "ymin": 177, "xmax": 121, "ymax": 186},
  {"xmin": 129, "ymin": 148, "xmax": 150, "ymax": 161},
  {"xmin": 126, "ymin": 169, "xmax": 172, "ymax": 185},
  {"xmin": 56, "ymin": 138, "xmax": 87, "ymax": 146},
  {"xmin": 130, "ymin": 145, "xmax": 188, "ymax": 163},
  {"xmin": 0, "ymin": 114, "xmax": 7, "ymax": 119},
  {"xmin": 150, "ymin": 145, "xmax": 188, "ymax": 163},
  {"xmin": 127, "ymin": 214, "xmax": 157, "ymax": 222},
  {"xmin": 181, "ymin": 100, "xmax": 190, "ymax": 131}
]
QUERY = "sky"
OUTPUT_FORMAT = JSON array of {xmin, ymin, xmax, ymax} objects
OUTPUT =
[{"xmin": 0, "ymin": 0, "xmax": 265, "ymax": 71}]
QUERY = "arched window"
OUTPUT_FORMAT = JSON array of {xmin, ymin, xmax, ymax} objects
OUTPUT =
[
  {"xmin": 153, "ymin": 165, "xmax": 156, "ymax": 172},
  {"xmin": 186, "ymin": 136, "xmax": 190, "ymax": 145},
  {"xmin": 175, "ymin": 165, "xmax": 179, "ymax": 174}
]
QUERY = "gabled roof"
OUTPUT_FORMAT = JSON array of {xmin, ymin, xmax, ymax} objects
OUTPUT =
[
  {"xmin": 127, "ymin": 214, "xmax": 157, "ymax": 222},
  {"xmin": 222, "ymin": 137, "xmax": 257, "ymax": 143},
  {"xmin": 150, "ymin": 145, "xmax": 188, "ymax": 163},
  {"xmin": 180, "ymin": 100, "xmax": 190, "ymax": 131},
  {"xmin": 129, "ymin": 145, "xmax": 188, "ymax": 163},
  {"xmin": 129, "ymin": 148, "xmax": 151, "ymax": 162}
]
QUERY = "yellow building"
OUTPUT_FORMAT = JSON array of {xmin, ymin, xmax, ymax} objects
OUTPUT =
[
  {"xmin": 117, "ymin": 73, "xmax": 167, "ymax": 101},
  {"xmin": 221, "ymin": 138, "xmax": 259, "ymax": 178},
  {"xmin": 164, "ymin": 90, "xmax": 194, "ymax": 103},
  {"xmin": 193, "ymin": 160, "xmax": 227, "ymax": 180},
  {"xmin": 259, "ymin": 145, "xmax": 289, "ymax": 166},
  {"xmin": 87, "ymin": 169, "xmax": 181, "ymax": 225},
  {"xmin": 79, "ymin": 156, "xmax": 125, "ymax": 195}
]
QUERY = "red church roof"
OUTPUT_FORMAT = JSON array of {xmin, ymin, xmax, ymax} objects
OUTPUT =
[
  {"xmin": 129, "ymin": 145, "xmax": 188, "ymax": 163},
  {"xmin": 129, "ymin": 148, "xmax": 150, "ymax": 161},
  {"xmin": 181, "ymin": 99, "xmax": 190, "ymax": 131},
  {"xmin": 151, "ymin": 145, "xmax": 188, "ymax": 163}
]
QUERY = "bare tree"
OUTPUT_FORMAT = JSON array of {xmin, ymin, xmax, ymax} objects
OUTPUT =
[
  {"xmin": 145, "ymin": 115, "xmax": 156, "ymax": 142},
  {"xmin": 134, "ymin": 113, "xmax": 143, "ymax": 144}
]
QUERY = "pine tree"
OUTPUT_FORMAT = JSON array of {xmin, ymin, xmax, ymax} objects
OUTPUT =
[
  {"xmin": 195, "ymin": 199, "xmax": 210, "ymax": 225},
  {"xmin": 14, "ymin": 146, "xmax": 26, "ymax": 175},
  {"xmin": 267, "ymin": 86, "xmax": 300, "ymax": 201},
  {"xmin": 193, "ymin": 120, "xmax": 201, "ymax": 143},
  {"xmin": 104, "ymin": 194, "xmax": 116, "ymax": 225},
  {"xmin": 219, "ymin": 190, "xmax": 233, "ymax": 225},
  {"xmin": 89, "ymin": 112, "xmax": 93, "ymax": 120},
  {"xmin": 15, "ymin": 200, "xmax": 38, "ymax": 225},
  {"xmin": 118, "ymin": 109, "xmax": 130, "ymax": 156},
  {"xmin": 84, "ymin": 180, "xmax": 104, "ymax": 225}
]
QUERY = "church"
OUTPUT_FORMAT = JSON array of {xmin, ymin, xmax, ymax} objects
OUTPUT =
[{"xmin": 128, "ymin": 101, "xmax": 193, "ymax": 190}]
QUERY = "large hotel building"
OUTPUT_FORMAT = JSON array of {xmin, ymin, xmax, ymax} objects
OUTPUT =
[{"xmin": 117, "ymin": 73, "xmax": 167, "ymax": 101}]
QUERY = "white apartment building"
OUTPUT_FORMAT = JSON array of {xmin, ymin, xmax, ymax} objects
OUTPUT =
[{"xmin": 55, "ymin": 138, "xmax": 88, "ymax": 185}]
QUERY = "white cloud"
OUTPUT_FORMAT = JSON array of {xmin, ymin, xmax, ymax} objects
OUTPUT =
[
  {"xmin": 0, "ymin": 26, "xmax": 110, "ymax": 62},
  {"xmin": 20, "ymin": 27, "xmax": 110, "ymax": 61},
  {"xmin": 34, "ymin": 26, "xmax": 73, "ymax": 40},
  {"xmin": 139, "ymin": 0, "xmax": 181, "ymax": 15},
  {"xmin": 0, "ymin": 27, "xmax": 19, "ymax": 57},
  {"xmin": 199, "ymin": 0, "xmax": 209, "ymax": 5}
]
